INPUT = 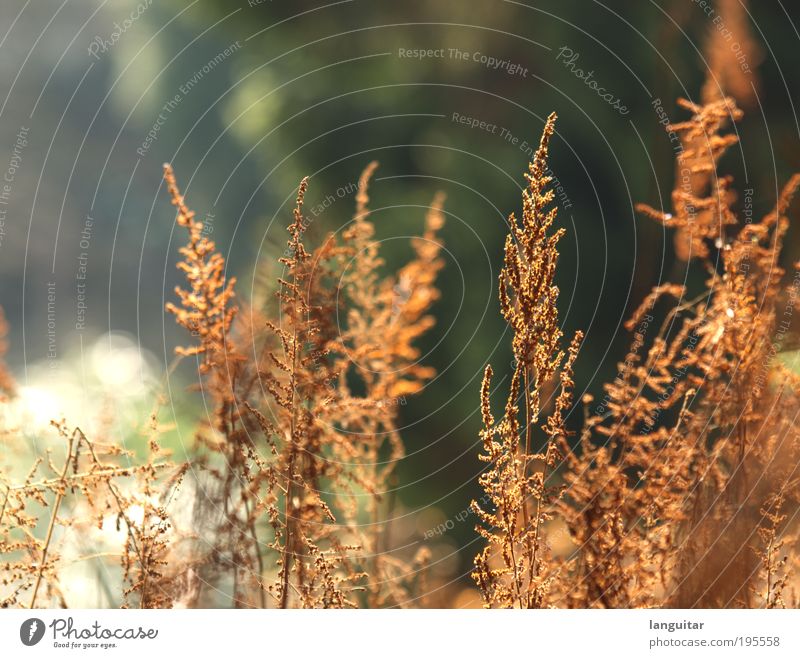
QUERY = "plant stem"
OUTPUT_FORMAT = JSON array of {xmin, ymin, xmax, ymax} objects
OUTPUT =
[
  {"xmin": 30, "ymin": 436, "xmax": 74, "ymax": 609},
  {"xmin": 521, "ymin": 367, "xmax": 535, "ymax": 608},
  {"xmin": 279, "ymin": 240, "xmax": 302, "ymax": 609}
]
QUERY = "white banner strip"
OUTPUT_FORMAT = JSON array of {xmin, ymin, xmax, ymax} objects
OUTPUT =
[{"xmin": 1, "ymin": 609, "xmax": 798, "ymax": 657}]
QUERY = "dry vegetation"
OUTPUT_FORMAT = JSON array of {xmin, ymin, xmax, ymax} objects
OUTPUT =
[
  {"xmin": 473, "ymin": 98, "xmax": 800, "ymax": 608},
  {"xmin": 1, "ymin": 160, "xmax": 445, "ymax": 609},
  {"xmin": 2, "ymin": 6, "xmax": 800, "ymax": 607}
]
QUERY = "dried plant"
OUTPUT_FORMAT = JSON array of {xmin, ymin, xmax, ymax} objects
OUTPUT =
[
  {"xmin": 0, "ymin": 308, "xmax": 13, "ymax": 402},
  {"xmin": 637, "ymin": 97, "xmax": 742, "ymax": 261},
  {"xmin": 752, "ymin": 493, "xmax": 792, "ymax": 609},
  {"xmin": 473, "ymin": 97, "xmax": 800, "ymax": 609},
  {"xmin": 471, "ymin": 112, "xmax": 583, "ymax": 608},
  {"xmin": 3, "ymin": 20, "xmax": 800, "ymax": 611},
  {"xmin": 0, "ymin": 418, "xmax": 183, "ymax": 609},
  {"xmin": 248, "ymin": 177, "xmax": 363, "ymax": 608},
  {"xmin": 161, "ymin": 164, "xmax": 445, "ymax": 608},
  {"xmin": 163, "ymin": 163, "xmax": 271, "ymax": 608},
  {"xmin": 1, "ymin": 160, "xmax": 444, "ymax": 610},
  {"xmin": 322, "ymin": 164, "xmax": 445, "ymax": 607},
  {"xmin": 700, "ymin": 0, "xmax": 761, "ymax": 108}
]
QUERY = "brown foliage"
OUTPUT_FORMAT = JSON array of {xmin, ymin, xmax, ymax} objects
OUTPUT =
[
  {"xmin": 472, "ymin": 113, "xmax": 584, "ymax": 608},
  {"xmin": 160, "ymin": 164, "xmax": 445, "ymax": 608},
  {"xmin": 2, "ymin": 54, "xmax": 799, "ymax": 611},
  {"xmin": 473, "ymin": 98, "xmax": 800, "ymax": 609},
  {"xmin": 0, "ymin": 159, "xmax": 445, "ymax": 609},
  {"xmin": 1, "ymin": 420, "xmax": 184, "ymax": 608}
]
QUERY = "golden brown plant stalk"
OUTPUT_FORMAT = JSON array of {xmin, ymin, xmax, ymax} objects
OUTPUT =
[
  {"xmin": 164, "ymin": 164, "xmax": 237, "ymax": 373},
  {"xmin": 163, "ymin": 164, "xmax": 270, "ymax": 607},
  {"xmin": 637, "ymin": 97, "xmax": 742, "ymax": 261},
  {"xmin": 163, "ymin": 164, "xmax": 445, "ymax": 607},
  {"xmin": 256, "ymin": 177, "xmax": 361, "ymax": 609},
  {"xmin": 752, "ymin": 492, "xmax": 792, "ymax": 609},
  {"xmin": 246, "ymin": 169, "xmax": 447, "ymax": 608},
  {"xmin": 472, "ymin": 112, "xmax": 583, "ymax": 608},
  {"xmin": 0, "ymin": 308, "xmax": 13, "ymax": 402},
  {"xmin": 563, "ymin": 97, "xmax": 800, "ymax": 608},
  {"xmin": 475, "ymin": 96, "xmax": 800, "ymax": 610},
  {"xmin": 700, "ymin": 0, "xmax": 761, "ymax": 108},
  {"xmin": 322, "ymin": 163, "xmax": 445, "ymax": 606},
  {"xmin": 1, "ymin": 419, "xmax": 182, "ymax": 609}
]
